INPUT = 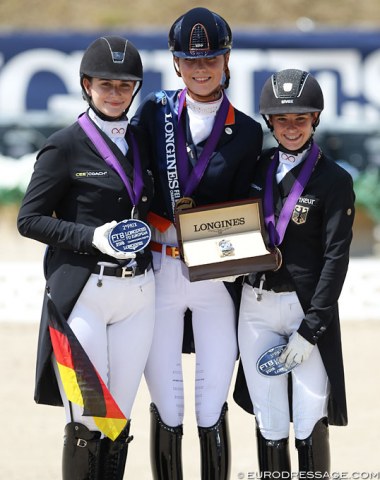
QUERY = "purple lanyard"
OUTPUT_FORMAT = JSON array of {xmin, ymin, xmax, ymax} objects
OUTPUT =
[
  {"xmin": 176, "ymin": 88, "xmax": 230, "ymax": 197},
  {"xmin": 264, "ymin": 142, "xmax": 320, "ymax": 247},
  {"xmin": 78, "ymin": 113, "xmax": 144, "ymax": 207}
]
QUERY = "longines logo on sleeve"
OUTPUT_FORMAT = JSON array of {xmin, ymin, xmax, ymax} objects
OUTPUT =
[
  {"xmin": 193, "ymin": 217, "xmax": 246, "ymax": 234},
  {"xmin": 75, "ymin": 171, "xmax": 109, "ymax": 178}
]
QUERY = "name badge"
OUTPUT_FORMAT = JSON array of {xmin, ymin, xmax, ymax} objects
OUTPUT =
[{"xmin": 109, "ymin": 219, "xmax": 151, "ymax": 253}]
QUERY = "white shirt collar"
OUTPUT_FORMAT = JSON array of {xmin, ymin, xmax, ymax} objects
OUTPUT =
[
  {"xmin": 185, "ymin": 94, "xmax": 223, "ymax": 145},
  {"xmin": 88, "ymin": 109, "xmax": 128, "ymax": 155},
  {"xmin": 88, "ymin": 109, "xmax": 128, "ymax": 139},
  {"xmin": 276, "ymin": 147, "xmax": 310, "ymax": 183},
  {"xmin": 185, "ymin": 93, "xmax": 223, "ymax": 117}
]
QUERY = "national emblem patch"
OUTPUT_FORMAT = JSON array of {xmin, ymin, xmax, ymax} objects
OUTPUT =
[{"xmin": 292, "ymin": 205, "xmax": 309, "ymax": 225}]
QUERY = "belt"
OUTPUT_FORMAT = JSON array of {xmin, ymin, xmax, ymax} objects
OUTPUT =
[
  {"xmin": 93, "ymin": 263, "xmax": 151, "ymax": 278},
  {"xmin": 264, "ymin": 284, "xmax": 295, "ymax": 293},
  {"xmin": 245, "ymin": 275, "xmax": 294, "ymax": 293},
  {"xmin": 149, "ymin": 241, "xmax": 180, "ymax": 258}
]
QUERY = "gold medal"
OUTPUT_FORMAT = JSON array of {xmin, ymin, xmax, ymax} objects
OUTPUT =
[{"xmin": 175, "ymin": 197, "xmax": 196, "ymax": 211}]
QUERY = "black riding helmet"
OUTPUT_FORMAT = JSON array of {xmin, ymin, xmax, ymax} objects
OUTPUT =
[
  {"xmin": 80, "ymin": 36, "xmax": 143, "ymax": 118},
  {"xmin": 168, "ymin": 7, "xmax": 232, "ymax": 89},
  {"xmin": 260, "ymin": 69, "xmax": 324, "ymax": 130}
]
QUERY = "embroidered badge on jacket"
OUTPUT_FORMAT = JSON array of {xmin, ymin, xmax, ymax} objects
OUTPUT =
[{"xmin": 292, "ymin": 205, "xmax": 309, "ymax": 225}]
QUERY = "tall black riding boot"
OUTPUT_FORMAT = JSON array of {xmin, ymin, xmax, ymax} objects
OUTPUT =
[
  {"xmin": 150, "ymin": 402, "xmax": 183, "ymax": 480},
  {"xmin": 62, "ymin": 422, "xmax": 102, "ymax": 480},
  {"xmin": 296, "ymin": 417, "xmax": 330, "ymax": 476},
  {"xmin": 99, "ymin": 420, "xmax": 134, "ymax": 479},
  {"xmin": 198, "ymin": 402, "xmax": 230, "ymax": 480},
  {"xmin": 256, "ymin": 423, "xmax": 291, "ymax": 476}
]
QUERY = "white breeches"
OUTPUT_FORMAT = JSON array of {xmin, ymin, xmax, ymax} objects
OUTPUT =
[
  {"xmin": 238, "ymin": 283, "xmax": 330, "ymax": 440},
  {"xmin": 53, "ymin": 269, "xmax": 155, "ymax": 433},
  {"xmin": 144, "ymin": 250, "xmax": 238, "ymax": 428}
]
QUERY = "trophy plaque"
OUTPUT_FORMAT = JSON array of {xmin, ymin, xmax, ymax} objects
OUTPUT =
[
  {"xmin": 109, "ymin": 219, "xmax": 151, "ymax": 253},
  {"xmin": 174, "ymin": 198, "xmax": 280, "ymax": 282},
  {"xmin": 256, "ymin": 344, "xmax": 297, "ymax": 376}
]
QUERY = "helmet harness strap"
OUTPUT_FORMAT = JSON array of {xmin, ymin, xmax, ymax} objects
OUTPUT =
[
  {"xmin": 80, "ymin": 75, "xmax": 142, "ymax": 122},
  {"xmin": 263, "ymin": 112, "xmax": 321, "ymax": 154}
]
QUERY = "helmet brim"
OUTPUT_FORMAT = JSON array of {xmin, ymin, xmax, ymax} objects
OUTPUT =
[
  {"xmin": 172, "ymin": 48, "xmax": 230, "ymax": 59},
  {"xmin": 81, "ymin": 71, "xmax": 142, "ymax": 82},
  {"xmin": 260, "ymin": 106, "xmax": 323, "ymax": 115}
]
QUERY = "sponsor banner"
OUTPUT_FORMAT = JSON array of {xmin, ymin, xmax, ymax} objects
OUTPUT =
[{"xmin": 2, "ymin": 31, "xmax": 380, "ymax": 122}]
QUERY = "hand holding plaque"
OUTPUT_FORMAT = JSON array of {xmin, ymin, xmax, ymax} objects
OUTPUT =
[
  {"xmin": 92, "ymin": 221, "xmax": 137, "ymax": 259},
  {"xmin": 108, "ymin": 219, "xmax": 151, "ymax": 254},
  {"xmin": 256, "ymin": 344, "xmax": 296, "ymax": 377},
  {"xmin": 278, "ymin": 332, "xmax": 314, "ymax": 368}
]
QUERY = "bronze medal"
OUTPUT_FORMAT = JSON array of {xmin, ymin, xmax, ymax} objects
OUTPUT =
[
  {"xmin": 272, "ymin": 246, "xmax": 283, "ymax": 271},
  {"xmin": 175, "ymin": 197, "xmax": 196, "ymax": 211}
]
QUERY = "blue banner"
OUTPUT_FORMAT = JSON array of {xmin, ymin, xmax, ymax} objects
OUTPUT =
[{"xmin": 1, "ymin": 30, "xmax": 380, "ymax": 123}]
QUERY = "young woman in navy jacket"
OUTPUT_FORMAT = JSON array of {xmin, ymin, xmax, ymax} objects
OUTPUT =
[{"xmin": 132, "ymin": 8, "xmax": 263, "ymax": 479}]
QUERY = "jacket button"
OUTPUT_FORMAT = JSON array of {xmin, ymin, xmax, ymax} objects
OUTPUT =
[
  {"xmin": 117, "ymin": 197, "xmax": 123, "ymax": 203},
  {"xmin": 142, "ymin": 195, "xmax": 148, "ymax": 202}
]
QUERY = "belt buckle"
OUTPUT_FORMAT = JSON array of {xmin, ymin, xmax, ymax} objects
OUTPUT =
[
  {"xmin": 121, "ymin": 266, "xmax": 135, "ymax": 278},
  {"xmin": 169, "ymin": 246, "xmax": 179, "ymax": 258}
]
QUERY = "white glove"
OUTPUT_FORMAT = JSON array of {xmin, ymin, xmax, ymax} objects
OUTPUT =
[
  {"xmin": 210, "ymin": 275, "xmax": 239, "ymax": 283},
  {"xmin": 279, "ymin": 332, "xmax": 314, "ymax": 369},
  {"xmin": 92, "ymin": 221, "xmax": 136, "ymax": 260}
]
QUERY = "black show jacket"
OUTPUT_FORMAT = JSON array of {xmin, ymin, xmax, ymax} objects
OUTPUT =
[
  {"xmin": 17, "ymin": 116, "xmax": 154, "ymax": 406},
  {"xmin": 234, "ymin": 147, "xmax": 355, "ymax": 426}
]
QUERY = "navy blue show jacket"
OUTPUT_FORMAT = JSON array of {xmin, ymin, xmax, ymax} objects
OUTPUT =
[
  {"xmin": 132, "ymin": 90, "xmax": 263, "ymax": 222},
  {"xmin": 132, "ymin": 89, "xmax": 263, "ymax": 352}
]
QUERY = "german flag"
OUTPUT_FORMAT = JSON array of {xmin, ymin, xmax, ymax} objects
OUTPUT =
[{"xmin": 47, "ymin": 297, "xmax": 127, "ymax": 440}]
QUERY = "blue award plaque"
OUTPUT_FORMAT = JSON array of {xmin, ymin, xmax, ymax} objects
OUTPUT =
[
  {"xmin": 108, "ymin": 219, "xmax": 151, "ymax": 253},
  {"xmin": 256, "ymin": 344, "xmax": 296, "ymax": 377}
]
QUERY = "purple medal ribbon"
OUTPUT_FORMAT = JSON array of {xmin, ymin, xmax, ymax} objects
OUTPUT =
[
  {"xmin": 264, "ymin": 142, "xmax": 320, "ymax": 247},
  {"xmin": 78, "ymin": 113, "xmax": 144, "ymax": 207},
  {"xmin": 176, "ymin": 88, "xmax": 230, "ymax": 197}
]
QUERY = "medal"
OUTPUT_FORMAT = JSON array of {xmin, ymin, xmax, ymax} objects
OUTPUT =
[
  {"xmin": 175, "ymin": 197, "xmax": 196, "ymax": 211},
  {"xmin": 108, "ymin": 219, "xmax": 151, "ymax": 253},
  {"xmin": 273, "ymin": 246, "xmax": 283, "ymax": 271},
  {"xmin": 131, "ymin": 205, "xmax": 140, "ymax": 219},
  {"xmin": 256, "ymin": 344, "xmax": 296, "ymax": 377}
]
